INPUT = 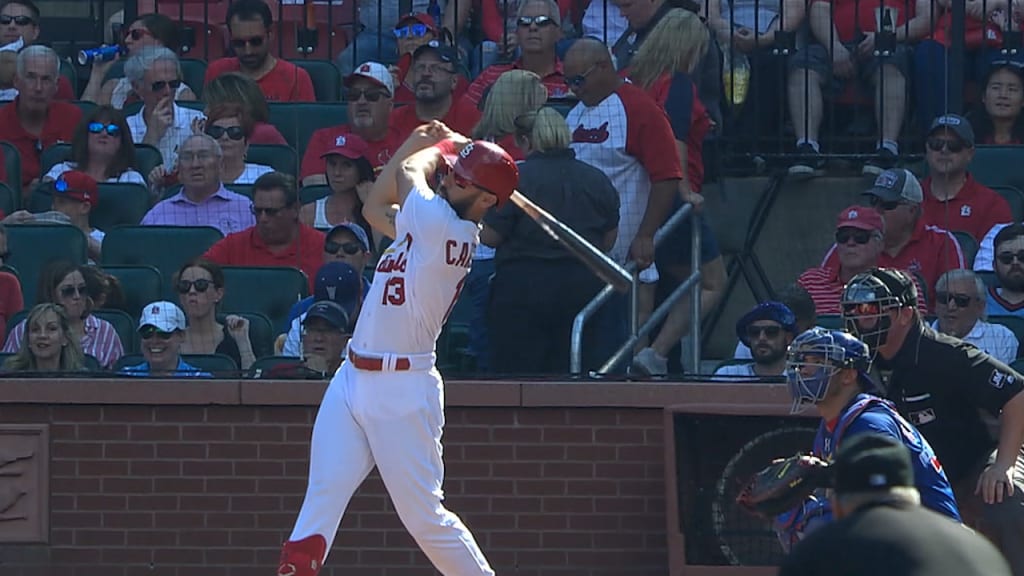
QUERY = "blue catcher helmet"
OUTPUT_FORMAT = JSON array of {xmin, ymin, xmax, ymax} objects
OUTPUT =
[{"xmin": 785, "ymin": 328, "xmax": 873, "ymax": 414}]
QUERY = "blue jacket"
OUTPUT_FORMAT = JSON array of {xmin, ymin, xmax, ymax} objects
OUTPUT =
[{"xmin": 119, "ymin": 358, "xmax": 212, "ymax": 378}]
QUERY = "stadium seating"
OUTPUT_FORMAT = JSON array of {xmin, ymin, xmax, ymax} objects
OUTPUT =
[
  {"xmin": 218, "ymin": 312, "xmax": 275, "ymax": 359},
  {"xmin": 6, "ymin": 225, "xmax": 88, "ymax": 307},
  {"xmin": 101, "ymin": 226, "xmax": 224, "ymax": 300},
  {"xmin": 970, "ymin": 146, "xmax": 1024, "ymax": 192},
  {"xmin": 268, "ymin": 102, "xmax": 347, "ymax": 160},
  {"xmin": 94, "ymin": 308, "xmax": 140, "ymax": 355},
  {"xmin": 248, "ymin": 354, "xmax": 301, "ymax": 378},
  {"xmin": 180, "ymin": 58, "xmax": 209, "ymax": 99},
  {"xmin": 248, "ymin": 144, "xmax": 298, "ymax": 177},
  {"xmin": 102, "ymin": 265, "xmax": 164, "ymax": 318},
  {"xmin": 289, "ymin": 59, "xmax": 342, "ymax": 101},
  {"xmin": 0, "ymin": 182, "xmax": 17, "ymax": 215},
  {"xmin": 30, "ymin": 183, "xmax": 151, "ymax": 230},
  {"xmin": 220, "ymin": 266, "xmax": 309, "ymax": 330},
  {"xmin": 951, "ymin": 231, "xmax": 979, "ymax": 269},
  {"xmin": 113, "ymin": 352, "xmax": 239, "ymax": 375},
  {"xmin": 0, "ymin": 142, "xmax": 21, "ymax": 196},
  {"xmin": 992, "ymin": 185, "xmax": 1024, "ymax": 223},
  {"xmin": 299, "ymin": 184, "xmax": 331, "ymax": 204}
]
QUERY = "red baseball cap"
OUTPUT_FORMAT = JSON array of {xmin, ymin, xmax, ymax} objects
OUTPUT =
[
  {"xmin": 54, "ymin": 170, "xmax": 99, "ymax": 207},
  {"xmin": 319, "ymin": 133, "xmax": 370, "ymax": 160},
  {"xmin": 396, "ymin": 12, "xmax": 438, "ymax": 32},
  {"xmin": 836, "ymin": 205, "xmax": 883, "ymax": 232},
  {"xmin": 444, "ymin": 140, "xmax": 519, "ymax": 207}
]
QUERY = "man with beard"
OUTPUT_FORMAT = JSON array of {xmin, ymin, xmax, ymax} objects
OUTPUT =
[
  {"xmin": 204, "ymin": 0, "xmax": 315, "ymax": 102},
  {"xmin": 714, "ymin": 301, "xmax": 796, "ymax": 377},
  {"xmin": 841, "ymin": 267, "xmax": 1024, "ymax": 574},
  {"xmin": 987, "ymin": 224, "xmax": 1024, "ymax": 318},
  {"xmin": 301, "ymin": 61, "xmax": 402, "ymax": 187},
  {"xmin": 390, "ymin": 43, "xmax": 480, "ymax": 140}
]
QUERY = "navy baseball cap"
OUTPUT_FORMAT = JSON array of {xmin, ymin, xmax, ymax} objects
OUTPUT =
[
  {"xmin": 313, "ymin": 262, "xmax": 361, "ymax": 319},
  {"xmin": 303, "ymin": 301, "xmax": 350, "ymax": 332},
  {"xmin": 929, "ymin": 114, "xmax": 975, "ymax": 147},
  {"xmin": 736, "ymin": 301, "xmax": 797, "ymax": 345},
  {"xmin": 833, "ymin": 433, "xmax": 914, "ymax": 493},
  {"xmin": 413, "ymin": 40, "xmax": 459, "ymax": 64},
  {"xmin": 327, "ymin": 222, "xmax": 370, "ymax": 253}
]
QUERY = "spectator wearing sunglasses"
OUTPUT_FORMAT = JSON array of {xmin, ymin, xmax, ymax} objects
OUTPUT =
[
  {"xmin": 334, "ymin": 0, "xmax": 439, "ymax": 78},
  {"xmin": 931, "ymin": 269, "xmax": 1019, "ymax": 364},
  {"xmin": 204, "ymin": 0, "xmax": 315, "ymax": 103},
  {"xmin": 0, "ymin": 45, "xmax": 81, "ymax": 199},
  {"xmin": 301, "ymin": 62, "xmax": 402, "ymax": 187},
  {"xmin": 800, "ymin": 206, "xmax": 928, "ymax": 316},
  {"xmin": 985, "ymin": 224, "xmax": 1024, "ymax": 316},
  {"xmin": 390, "ymin": 43, "xmax": 480, "ymax": 141},
  {"xmin": 0, "ymin": 0, "xmax": 74, "ymax": 100},
  {"xmin": 969, "ymin": 63, "xmax": 1024, "ymax": 146},
  {"xmin": 141, "ymin": 134, "xmax": 255, "ymax": 236},
  {"xmin": 203, "ymin": 72, "xmax": 287, "ymax": 146},
  {"xmin": 714, "ymin": 301, "xmax": 797, "ymax": 377},
  {"xmin": 125, "ymin": 46, "xmax": 205, "ymax": 170},
  {"xmin": 281, "ymin": 261, "xmax": 364, "ymax": 358},
  {"xmin": 820, "ymin": 169, "xmax": 965, "ymax": 309},
  {"xmin": 3, "ymin": 261, "xmax": 123, "ymax": 369},
  {"xmin": 204, "ymin": 172, "xmax": 325, "ymax": 293},
  {"xmin": 459, "ymin": 0, "xmax": 570, "ymax": 107},
  {"xmin": 42, "ymin": 106, "xmax": 144, "ymax": 185},
  {"xmin": 390, "ymin": 13, "xmax": 471, "ymax": 105},
  {"xmin": 174, "ymin": 259, "xmax": 255, "ymax": 371},
  {"xmin": 193, "ymin": 103, "xmax": 273, "ymax": 185},
  {"xmin": 920, "ymin": 115, "xmax": 1012, "ymax": 244},
  {"xmin": 48, "ymin": 171, "xmax": 104, "ymax": 262},
  {"xmin": 81, "ymin": 13, "xmax": 197, "ymax": 109},
  {"xmin": 119, "ymin": 301, "xmax": 212, "ymax": 378}
]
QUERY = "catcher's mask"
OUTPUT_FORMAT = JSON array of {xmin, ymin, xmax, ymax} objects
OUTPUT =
[
  {"xmin": 785, "ymin": 328, "xmax": 872, "ymax": 414},
  {"xmin": 840, "ymin": 268, "xmax": 917, "ymax": 356}
]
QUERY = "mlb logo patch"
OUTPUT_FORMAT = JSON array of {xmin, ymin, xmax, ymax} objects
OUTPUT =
[{"xmin": 991, "ymin": 370, "xmax": 1008, "ymax": 389}]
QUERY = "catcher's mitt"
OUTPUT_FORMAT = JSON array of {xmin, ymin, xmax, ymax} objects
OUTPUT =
[{"xmin": 735, "ymin": 454, "xmax": 832, "ymax": 518}]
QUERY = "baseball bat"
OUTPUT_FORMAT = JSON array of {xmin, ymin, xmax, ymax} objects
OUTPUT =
[{"xmin": 509, "ymin": 191, "xmax": 633, "ymax": 294}]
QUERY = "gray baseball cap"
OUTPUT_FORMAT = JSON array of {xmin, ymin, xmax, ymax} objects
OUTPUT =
[{"xmin": 865, "ymin": 169, "xmax": 923, "ymax": 204}]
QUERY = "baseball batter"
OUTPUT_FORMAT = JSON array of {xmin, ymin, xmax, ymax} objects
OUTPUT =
[{"xmin": 277, "ymin": 121, "xmax": 518, "ymax": 576}]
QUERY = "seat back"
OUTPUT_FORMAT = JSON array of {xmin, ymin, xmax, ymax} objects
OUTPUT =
[
  {"xmin": 40, "ymin": 143, "xmax": 72, "ymax": 180},
  {"xmin": 94, "ymin": 308, "xmax": 139, "ymax": 355},
  {"xmin": 268, "ymin": 103, "xmax": 348, "ymax": 160},
  {"xmin": 970, "ymin": 146, "xmax": 1024, "ymax": 192},
  {"xmin": 248, "ymin": 144, "xmax": 298, "ymax": 177},
  {"xmin": 134, "ymin": 144, "xmax": 164, "ymax": 178},
  {"xmin": 0, "ymin": 182, "xmax": 17, "ymax": 215},
  {"xmin": 248, "ymin": 355, "xmax": 302, "ymax": 378},
  {"xmin": 6, "ymin": 225, "xmax": 88, "ymax": 307},
  {"xmin": 288, "ymin": 59, "xmax": 342, "ymax": 101},
  {"xmin": 816, "ymin": 314, "xmax": 844, "ymax": 330},
  {"xmin": 71, "ymin": 100, "xmax": 98, "ymax": 118},
  {"xmin": 0, "ymin": 141, "xmax": 21, "ymax": 195},
  {"xmin": 299, "ymin": 184, "xmax": 331, "ymax": 205},
  {"xmin": 180, "ymin": 58, "xmax": 208, "ymax": 99},
  {"xmin": 218, "ymin": 311, "xmax": 275, "ymax": 359},
  {"xmin": 220, "ymin": 266, "xmax": 309, "ymax": 330},
  {"xmin": 992, "ymin": 185, "xmax": 1024, "ymax": 223},
  {"xmin": 951, "ymin": 230, "xmax": 979, "ymax": 269},
  {"xmin": 31, "ymin": 183, "xmax": 152, "ymax": 229},
  {"xmin": 101, "ymin": 226, "xmax": 224, "ymax": 299},
  {"xmin": 102, "ymin": 265, "xmax": 164, "ymax": 318}
]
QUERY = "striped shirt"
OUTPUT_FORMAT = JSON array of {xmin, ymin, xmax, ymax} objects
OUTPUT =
[
  {"xmin": 930, "ymin": 319, "xmax": 1019, "ymax": 365},
  {"xmin": 798, "ymin": 266, "xmax": 930, "ymax": 316},
  {"xmin": 3, "ymin": 314, "xmax": 124, "ymax": 369}
]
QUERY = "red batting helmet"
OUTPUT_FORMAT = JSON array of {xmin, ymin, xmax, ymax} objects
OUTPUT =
[{"xmin": 448, "ymin": 140, "xmax": 518, "ymax": 206}]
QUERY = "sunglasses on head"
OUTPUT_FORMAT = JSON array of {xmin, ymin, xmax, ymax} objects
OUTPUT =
[
  {"xmin": 231, "ymin": 36, "xmax": 265, "ymax": 49},
  {"xmin": 139, "ymin": 326, "xmax": 175, "ymax": 340},
  {"xmin": 88, "ymin": 122, "xmax": 120, "ymax": 136},
  {"xmin": 0, "ymin": 15, "xmax": 34, "ymax": 26},
  {"xmin": 151, "ymin": 79, "xmax": 182, "ymax": 92},
  {"xmin": 325, "ymin": 240, "xmax": 364, "ymax": 256},
  {"xmin": 518, "ymin": 15, "xmax": 556, "ymax": 27},
  {"xmin": 393, "ymin": 23, "xmax": 429, "ymax": 38},
  {"xmin": 345, "ymin": 88, "xmax": 387, "ymax": 102},
  {"xmin": 926, "ymin": 137, "xmax": 967, "ymax": 154},
  {"xmin": 867, "ymin": 196, "xmax": 902, "ymax": 211},
  {"xmin": 124, "ymin": 28, "xmax": 151, "ymax": 41},
  {"xmin": 935, "ymin": 291, "xmax": 973, "ymax": 308},
  {"xmin": 59, "ymin": 284, "xmax": 88, "ymax": 299},
  {"xmin": 177, "ymin": 278, "xmax": 213, "ymax": 293},
  {"xmin": 205, "ymin": 125, "xmax": 245, "ymax": 140},
  {"xmin": 997, "ymin": 251, "xmax": 1024, "ymax": 265},
  {"xmin": 746, "ymin": 324, "xmax": 782, "ymax": 339},
  {"xmin": 835, "ymin": 228, "xmax": 874, "ymax": 245}
]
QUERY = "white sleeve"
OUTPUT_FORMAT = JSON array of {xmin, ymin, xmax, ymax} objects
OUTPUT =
[
  {"xmin": 118, "ymin": 170, "xmax": 147, "ymax": 185},
  {"xmin": 734, "ymin": 340, "xmax": 752, "ymax": 360},
  {"xmin": 397, "ymin": 184, "xmax": 456, "ymax": 249},
  {"xmin": 44, "ymin": 161, "xmax": 72, "ymax": 181},
  {"xmin": 282, "ymin": 316, "xmax": 302, "ymax": 357},
  {"xmin": 974, "ymin": 223, "xmax": 1008, "ymax": 272}
]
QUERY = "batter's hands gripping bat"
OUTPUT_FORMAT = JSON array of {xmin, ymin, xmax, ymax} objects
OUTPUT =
[
  {"xmin": 735, "ymin": 454, "xmax": 833, "ymax": 518},
  {"xmin": 509, "ymin": 191, "xmax": 632, "ymax": 293}
]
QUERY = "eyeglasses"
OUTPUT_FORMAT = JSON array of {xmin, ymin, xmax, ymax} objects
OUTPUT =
[
  {"xmin": 835, "ymin": 228, "xmax": 873, "ymax": 245},
  {"xmin": 935, "ymin": 291, "xmax": 973, "ymax": 307},
  {"xmin": 251, "ymin": 204, "xmax": 288, "ymax": 217},
  {"xmin": 230, "ymin": 36, "xmax": 265, "ymax": 49},
  {"xmin": 139, "ymin": 326, "xmax": 175, "ymax": 340},
  {"xmin": 997, "ymin": 251, "xmax": 1024, "ymax": 265},
  {"xmin": 345, "ymin": 88, "xmax": 388, "ymax": 102},
  {"xmin": 205, "ymin": 125, "xmax": 245, "ymax": 141},
  {"xmin": 746, "ymin": 325, "xmax": 782, "ymax": 339},
  {"xmin": 178, "ymin": 151, "xmax": 216, "ymax": 164},
  {"xmin": 124, "ymin": 28, "xmax": 151, "ymax": 41},
  {"xmin": 518, "ymin": 15, "xmax": 556, "ymax": 27},
  {"xmin": 412, "ymin": 62, "xmax": 454, "ymax": 75},
  {"xmin": 177, "ymin": 279, "xmax": 213, "ymax": 293},
  {"xmin": 151, "ymin": 79, "xmax": 182, "ymax": 92},
  {"xmin": 88, "ymin": 122, "xmax": 120, "ymax": 136},
  {"xmin": 867, "ymin": 196, "xmax": 902, "ymax": 211},
  {"xmin": 567, "ymin": 64, "xmax": 597, "ymax": 89},
  {"xmin": 0, "ymin": 15, "xmax": 34, "ymax": 26},
  {"xmin": 325, "ymin": 241, "xmax": 364, "ymax": 256},
  {"xmin": 59, "ymin": 284, "xmax": 88, "ymax": 299},
  {"xmin": 393, "ymin": 23, "xmax": 429, "ymax": 38},
  {"xmin": 926, "ymin": 137, "xmax": 968, "ymax": 154}
]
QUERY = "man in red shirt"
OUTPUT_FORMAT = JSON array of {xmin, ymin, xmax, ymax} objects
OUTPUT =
[
  {"xmin": 390, "ymin": 43, "xmax": 481, "ymax": 141},
  {"xmin": 460, "ymin": 0, "xmax": 571, "ymax": 107},
  {"xmin": 0, "ymin": 45, "xmax": 80, "ymax": 199},
  {"xmin": 389, "ymin": 13, "xmax": 471, "ymax": 105},
  {"xmin": 0, "ymin": 0, "xmax": 74, "ymax": 99},
  {"xmin": 204, "ymin": 171, "xmax": 325, "ymax": 292},
  {"xmin": 920, "ymin": 114, "xmax": 1012, "ymax": 242},
  {"xmin": 301, "ymin": 62, "xmax": 402, "ymax": 187},
  {"xmin": 204, "ymin": 0, "xmax": 316, "ymax": 102},
  {"xmin": 820, "ymin": 169, "xmax": 965, "ymax": 306}
]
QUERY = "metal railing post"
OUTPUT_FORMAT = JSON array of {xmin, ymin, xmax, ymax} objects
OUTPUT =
[{"xmin": 688, "ymin": 209, "xmax": 702, "ymax": 372}]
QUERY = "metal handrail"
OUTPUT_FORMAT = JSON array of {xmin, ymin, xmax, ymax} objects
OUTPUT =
[{"xmin": 570, "ymin": 204, "xmax": 701, "ymax": 376}]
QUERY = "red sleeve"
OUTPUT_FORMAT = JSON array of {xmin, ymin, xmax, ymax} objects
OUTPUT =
[
  {"xmin": 0, "ymin": 146, "xmax": 6, "ymax": 184},
  {"xmin": 249, "ymin": 122, "xmax": 289, "ymax": 145},
  {"xmin": 203, "ymin": 237, "xmax": 231, "ymax": 264},
  {"xmin": 56, "ymin": 75, "xmax": 75, "ymax": 100},
  {"xmin": 204, "ymin": 59, "xmax": 228, "ymax": 85},
  {"xmin": 620, "ymin": 85, "xmax": 682, "ymax": 182},
  {"xmin": 0, "ymin": 272, "xmax": 23, "ymax": 341},
  {"xmin": 464, "ymin": 67, "xmax": 503, "ymax": 107},
  {"xmin": 990, "ymin": 189, "xmax": 1014, "ymax": 224},
  {"xmin": 296, "ymin": 68, "xmax": 316, "ymax": 102},
  {"xmin": 300, "ymin": 128, "xmax": 332, "ymax": 179}
]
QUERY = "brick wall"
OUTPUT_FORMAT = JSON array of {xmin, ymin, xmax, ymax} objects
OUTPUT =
[{"xmin": 0, "ymin": 390, "xmax": 669, "ymax": 576}]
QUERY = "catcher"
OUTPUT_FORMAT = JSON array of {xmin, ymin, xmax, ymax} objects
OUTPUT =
[{"xmin": 738, "ymin": 328, "xmax": 961, "ymax": 552}]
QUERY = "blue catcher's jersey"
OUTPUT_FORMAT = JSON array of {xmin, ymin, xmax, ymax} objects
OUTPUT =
[{"xmin": 814, "ymin": 393, "xmax": 962, "ymax": 522}]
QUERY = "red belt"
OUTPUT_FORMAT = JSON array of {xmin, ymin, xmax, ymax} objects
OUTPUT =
[{"xmin": 348, "ymin": 349, "xmax": 411, "ymax": 371}]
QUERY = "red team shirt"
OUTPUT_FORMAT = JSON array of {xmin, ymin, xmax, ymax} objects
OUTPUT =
[
  {"xmin": 203, "ymin": 224, "xmax": 326, "ymax": 292},
  {"xmin": 920, "ymin": 173, "xmax": 1013, "ymax": 242},
  {"xmin": 301, "ymin": 124, "xmax": 405, "ymax": 179},
  {"xmin": 819, "ymin": 0, "xmax": 914, "ymax": 43},
  {"xmin": 389, "ymin": 98, "xmax": 481, "ymax": 142},
  {"xmin": 0, "ymin": 98, "xmax": 81, "ymax": 189},
  {"xmin": 463, "ymin": 60, "xmax": 571, "ymax": 107},
  {"xmin": 392, "ymin": 52, "xmax": 470, "ymax": 105},
  {"xmin": 204, "ymin": 58, "xmax": 316, "ymax": 102},
  {"xmin": 638, "ymin": 72, "xmax": 711, "ymax": 193},
  {"xmin": 798, "ymin": 266, "xmax": 929, "ymax": 315}
]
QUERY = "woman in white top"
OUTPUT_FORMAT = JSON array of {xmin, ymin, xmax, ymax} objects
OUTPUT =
[
  {"xmin": 42, "ymin": 105, "xmax": 146, "ymax": 185},
  {"xmin": 199, "ymin": 104, "xmax": 274, "ymax": 185},
  {"xmin": 80, "ymin": 13, "xmax": 197, "ymax": 108},
  {"xmin": 298, "ymin": 132, "xmax": 374, "ymax": 238}
]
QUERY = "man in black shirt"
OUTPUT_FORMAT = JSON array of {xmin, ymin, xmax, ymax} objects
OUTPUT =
[
  {"xmin": 841, "ymin": 267, "xmax": 1024, "ymax": 574},
  {"xmin": 779, "ymin": 433, "xmax": 1011, "ymax": 576}
]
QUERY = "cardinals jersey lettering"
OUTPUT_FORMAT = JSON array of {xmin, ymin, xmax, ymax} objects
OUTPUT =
[{"xmin": 350, "ymin": 184, "xmax": 479, "ymax": 355}]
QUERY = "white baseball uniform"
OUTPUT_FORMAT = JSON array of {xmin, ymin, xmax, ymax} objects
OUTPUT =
[{"xmin": 286, "ymin": 182, "xmax": 494, "ymax": 576}]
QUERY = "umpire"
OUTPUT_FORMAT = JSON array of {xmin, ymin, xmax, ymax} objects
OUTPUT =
[
  {"xmin": 778, "ymin": 433, "xmax": 1010, "ymax": 576},
  {"xmin": 841, "ymin": 268, "xmax": 1024, "ymax": 574}
]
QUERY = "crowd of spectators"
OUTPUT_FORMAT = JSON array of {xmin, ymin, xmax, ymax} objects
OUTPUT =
[{"xmin": 0, "ymin": 0, "xmax": 1021, "ymax": 380}]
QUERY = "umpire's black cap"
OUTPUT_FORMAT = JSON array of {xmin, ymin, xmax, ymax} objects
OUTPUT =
[{"xmin": 833, "ymin": 434, "xmax": 914, "ymax": 494}]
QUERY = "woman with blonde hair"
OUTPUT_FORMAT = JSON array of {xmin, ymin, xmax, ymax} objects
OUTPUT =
[
  {"xmin": 481, "ymin": 107, "xmax": 619, "ymax": 374},
  {"xmin": 472, "ymin": 69, "xmax": 548, "ymax": 161},
  {"xmin": 626, "ymin": 9, "xmax": 729, "ymax": 377},
  {"xmin": 3, "ymin": 303, "xmax": 85, "ymax": 373}
]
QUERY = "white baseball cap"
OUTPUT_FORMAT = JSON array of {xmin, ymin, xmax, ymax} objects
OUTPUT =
[
  {"xmin": 138, "ymin": 301, "xmax": 187, "ymax": 333},
  {"xmin": 344, "ymin": 61, "xmax": 394, "ymax": 97}
]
